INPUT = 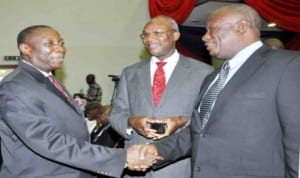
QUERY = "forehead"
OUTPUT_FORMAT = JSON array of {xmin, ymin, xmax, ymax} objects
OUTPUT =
[
  {"xmin": 207, "ymin": 11, "xmax": 237, "ymax": 27},
  {"xmin": 144, "ymin": 19, "xmax": 171, "ymax": 31},
  {"xmin": 28, "ymin": 28, "xmax": 62, "ymax": 41}
]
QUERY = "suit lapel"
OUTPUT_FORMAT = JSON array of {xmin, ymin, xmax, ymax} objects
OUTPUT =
[
  {"xmin": 158, "ymin": 56, "xmax": 192, "ymax": 107},
  {"xmin": 19, "ymin": 61, "xmax": 82, "ymax": 115},
  {"xmin": 205, "ymin": 46, "xmax": 271, "ymax": 129},
  {"xmin": 136, "ymin": 61, "xmax": 154, "ymax": 107}
]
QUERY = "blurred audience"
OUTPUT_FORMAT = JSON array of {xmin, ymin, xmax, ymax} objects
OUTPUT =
[
  {"xmin": 84, "ymin": 102, "xmax": 99, "ymax": 134},
  {"xmin": 263, "ymin": 37, "xmax": 284, "ymax": 49},
  {"xmin": 86, "ymin": 74, "xmax": 102, "ymax": 103},
  {"xmin": 85, "ymin": 102, "xmax": 124, "ymax": 149}
]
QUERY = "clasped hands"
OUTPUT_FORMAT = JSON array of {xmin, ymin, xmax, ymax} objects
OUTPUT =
[
  {"xmin": 128, "ymin": 116, "xmax": 188, "ymax": 140},
  {"xmin": 126, "ymin": 143, "xmax": 161, "ymax": 171}
]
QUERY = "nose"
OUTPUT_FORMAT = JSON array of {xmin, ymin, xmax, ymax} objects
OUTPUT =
[
  {"xmin": 54, "ymin": 44, "xmax": 66, "ymax": 53},
  {"xmin": 201, "ymin": 31, "xmax": 210, "ymax": 42}
]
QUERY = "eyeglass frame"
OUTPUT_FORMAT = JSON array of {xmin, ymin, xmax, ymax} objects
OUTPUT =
[{"xmin": 139, "ymin": 29, "xmax": 176, "ymax": 39}]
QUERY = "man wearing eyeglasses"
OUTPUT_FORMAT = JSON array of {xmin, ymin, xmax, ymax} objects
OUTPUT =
[{"xmin": 109, "ymin": 15, "xmax": 213, "ymax": 178}]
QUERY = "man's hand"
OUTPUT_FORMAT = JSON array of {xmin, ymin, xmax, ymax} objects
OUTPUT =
[
  {"xmin": 148, "ymin": 116, "xmax": 189, "ymax": 140},
  {"xmin": 126, "ymin": 144, "xmax": 163, "ymax": 171},
  {"xmin": 128, "ymin": 117, "xmax": 157, "ymax": 138}
]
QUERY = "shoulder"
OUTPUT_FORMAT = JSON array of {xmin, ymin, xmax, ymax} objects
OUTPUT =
[
  {"xmin": 122, "ymin": 60, "xmax": 149, "ymax": 73},
  {"xmin": 179, "ymin": 55, "xmax": 214, "ymax": 72}
]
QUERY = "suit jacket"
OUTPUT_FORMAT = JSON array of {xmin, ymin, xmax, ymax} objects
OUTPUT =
[
  {"xmin": 0, "ymin": 61, "xmax": 126, "ymax": 178},
  {"xmin": 155, "ymin": 46, "xmax": 300, "ymax": 178},
  {"xmin": 109, "ymin": 55, "xmax": 213, "ymax": 178},
  {"xmin": 91, "ymin": 124, "xmax": 124, "ymax": 148}
]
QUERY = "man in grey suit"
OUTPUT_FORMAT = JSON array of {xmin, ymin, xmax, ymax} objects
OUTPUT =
[
  {"xmin": 0, "ymin": 25, "xmax": 160, "ymax": 178},
  {"xmin": 109, "ymin": 16, "xmax": 213, "ymax": 178},
  {"xmin": 138, "ymin": 4, "xmax": 300, "ymax": 178}
]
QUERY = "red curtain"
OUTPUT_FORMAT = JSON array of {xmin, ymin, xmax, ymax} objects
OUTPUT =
[
  {"xmin": 245, "ymin": 0, "xmax": 300, "ymax": 32},
  {"xmin": 245, "ymin": 0, "xmax": 300, "ymax": 50},
  {"xmin": 148, "ymin": 0, "xmax": 197, "ymax": 24}
]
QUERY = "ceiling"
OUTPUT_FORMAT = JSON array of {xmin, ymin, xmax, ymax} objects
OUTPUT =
[{"xmin": 182, "ymin": 1, "xmax": 283, "ymax": 32}]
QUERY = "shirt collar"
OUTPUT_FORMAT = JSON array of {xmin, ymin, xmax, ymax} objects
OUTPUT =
[
  {"xmin": 22, "ymin": 60, "xmax": 53, "ymax": 77},
  {"xmin": 227, "ymin": 40, "xmax": 263, "ymax": 69},
  {"xmin": 150, "ymin": 50, "xmax": 179, "ymax": 65}
]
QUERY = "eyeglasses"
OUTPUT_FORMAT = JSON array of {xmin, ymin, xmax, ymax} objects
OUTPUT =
[{"xmin": 140, "ymin": 30, "xmax": 175, "ymax": 39}]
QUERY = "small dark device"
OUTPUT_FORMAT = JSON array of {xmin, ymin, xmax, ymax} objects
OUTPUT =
[{"xmin": 149, "ymin": 123, "xmax": 167, "ymax": 134}]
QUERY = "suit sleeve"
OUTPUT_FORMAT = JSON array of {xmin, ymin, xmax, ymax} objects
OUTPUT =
[
  {"xmin": 277, "ymin": 54, "xmax": 300, "ymax": 177},
  {"xmin": 153, "ymin": 126, "xmax": 192, "ymax": 168},
  {"xmin": 109, "ymin": 70, "xmax": 133, "ymax": 139},
  {"xmin": 0, "ymin": 82, "xmax": 126, "ymax": 178}
]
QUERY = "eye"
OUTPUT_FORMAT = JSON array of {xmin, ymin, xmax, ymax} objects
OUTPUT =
[
  {"xmin": 59, "ymin": 41, "xmax": 65, "ymax": 46},
  {"xmin": 44, "ymin": 41, "xmax": 55, "ymax": 46},
  {"xmin": 153, "ymin": 31, "xmax": 164, "ymax": 36}
]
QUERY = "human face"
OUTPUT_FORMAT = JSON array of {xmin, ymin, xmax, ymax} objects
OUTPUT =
[
  {"xmin": 86, "ymin": 109, "xmax": 99, "ymax": 121},
  {"xmin": 202, "ymin": 12, "xmax": 242, "ymax": 59},
  {"xmin": 20, "ymin": 28, "xmax": 66, "ymax": 73},
  {"xmin": 141, "ymin": 21, "xmax": 180, "ymax": 60}
]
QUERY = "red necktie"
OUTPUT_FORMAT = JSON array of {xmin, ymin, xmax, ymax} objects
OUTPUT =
[
  {"xmin": 152, "ymin": 62, "xmax": 166, "ymax": 106},
  {"xmin": 48, "ymin": 75, "xmax": 73, "ymax": 105}
]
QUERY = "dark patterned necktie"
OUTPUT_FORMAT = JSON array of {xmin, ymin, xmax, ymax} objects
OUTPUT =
[
  {"xmin": 152, "ymin": 62, "xmax": 166, "ymax": 107},
  {"xmin": 198, "ymin": 61, "xmax": 230, "ymax": 129}
]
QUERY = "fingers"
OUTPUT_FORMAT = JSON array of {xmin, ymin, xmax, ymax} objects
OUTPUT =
[{"xmin": 126, "ymin": 144, "xmax": 163, "ymax": 172}]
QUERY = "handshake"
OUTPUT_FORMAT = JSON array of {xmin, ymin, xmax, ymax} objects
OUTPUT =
[{"xmin": 126, "ymin": 143, "xmax": 162, "ymax": 172}]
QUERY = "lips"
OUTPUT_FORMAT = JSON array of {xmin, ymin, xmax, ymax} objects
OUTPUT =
[{"xmin": 147, "ymin": 43, "xmax": 160, "ymax": 50}]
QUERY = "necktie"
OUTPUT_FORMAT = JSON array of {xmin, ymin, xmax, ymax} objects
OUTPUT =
[
  {"xmin": 152, "ymin": 62, "xmax": 166, "ymax": 107},
  {"xmin": 198, "ymin": 61, "xmax": 230, "ymax": 129},
  {"xmin": 48, "ymin": 75, "xmax": 73, "ymax": 105}
]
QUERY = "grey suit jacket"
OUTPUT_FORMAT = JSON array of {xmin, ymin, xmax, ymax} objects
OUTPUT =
[
  {"xmin": 0, "ymin": 61, "xmax": 126, "ymax": 178},
  {"xmin": 155, "ymin": 46, "xmax": 300, "ymax": 178},
  {"xmin": 109, "ymin": 55, "xmax": 213, "ymax": 178}
]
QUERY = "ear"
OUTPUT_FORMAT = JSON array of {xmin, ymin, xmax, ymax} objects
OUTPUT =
[
  {"xmin": 236, "ymin": 20, "xmax": 249, "ymax": 34},
  {"xmin": 173, "ymin": 31, "xmax": 181, "ymax": 41},
  {"xmin": 19, "ymin": 43, "xmax": 32, "ymax": 58}
]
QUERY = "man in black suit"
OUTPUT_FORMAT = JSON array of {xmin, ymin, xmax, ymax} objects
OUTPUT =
[
  {"xmin": 86, "ymin": 103, "xmax": 124, "ymax": 148},
  {"xmin": 139, "ymin": 4, "xmax": 300, "ymax": 178},
  {"xmin": 0, "ymin": 25, "xmax": 161, "ymax": 178}
]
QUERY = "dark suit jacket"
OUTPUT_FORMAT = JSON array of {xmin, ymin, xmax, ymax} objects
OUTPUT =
[
  {"xmin": 0, "ymin": 61, "xmax": 126, "ymax": 178},
  {"xmin": 91, "ymin": 124, "xmax": 124, "ymax": 148},
  {"xmin": 155, "ymin": 46, "xmax": 300, "ymax": 178}
]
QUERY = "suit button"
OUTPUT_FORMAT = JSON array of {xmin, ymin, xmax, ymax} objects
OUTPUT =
[
  {"xmin": 200, "ymin": 133, "xmax": 205, "ymax": 137},
  {"xmin": 196, "ymin": 166, "xmax": 201, "ymax": 172}
]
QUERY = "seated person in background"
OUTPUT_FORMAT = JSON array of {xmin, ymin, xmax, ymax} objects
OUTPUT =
[
  {"xmin": 263, "ymin": 37, "xmax": 284, "ymax": 49},
  {"xmin": 84, "ymin": 102, "xmax": 98, "ymax": 134},
  {"xmin": 86, "ymin": 103, "xmax": 124, "ymax": 148},
  {"xmin": 86, "ymin": 74, "xmax": 102, "ymax": 103}
]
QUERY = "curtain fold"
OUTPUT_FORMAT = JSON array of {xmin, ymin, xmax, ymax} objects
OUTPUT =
[
  {"xmin": 148, "ymin": 0, "xmax": 197, "ymax": 24},
  {"xmin": 245, "ymin": 0, "xmax": 300, "ymax": 32}
]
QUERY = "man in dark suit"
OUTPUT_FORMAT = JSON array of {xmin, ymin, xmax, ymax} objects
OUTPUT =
[
  {"xmin": 0, "ymin": 25, "xmax": 161, "ymax": 178},
  {"xmin": 85, "ymin": 103, "xmax": 124, "ymax": 148},
  {"xmin": 138, "ymin": 4, "xmax": 300, "ymax": 178},
  {"xmin": 109, "ymin": 15, "xmax": 213, "ymax": 178}
]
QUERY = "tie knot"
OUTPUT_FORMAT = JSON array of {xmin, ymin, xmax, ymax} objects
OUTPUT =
[
  {"xmin": 222, "ymin": 61, "xmax": 230, "ymax": 71},
  {"xmin": 156, "ymin": 62, "xmax": 166, "ymax": 68},
  {"xmin": 48, "ymin": 75, "xmax": 55, "ymax": 82}
]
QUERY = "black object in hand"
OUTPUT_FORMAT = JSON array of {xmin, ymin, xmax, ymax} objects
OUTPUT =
[{"xmin": 149, "ymin": 123, "xmax": 167, "ymax": 134}]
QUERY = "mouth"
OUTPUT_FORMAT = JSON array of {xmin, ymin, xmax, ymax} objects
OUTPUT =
[
  {"xmin": 147, "ymin": 43, "xmax": 160, "ymax": 50},
  {"xmin": 205, "ymin": 42, "xmax": 215, "ymax": 51}
]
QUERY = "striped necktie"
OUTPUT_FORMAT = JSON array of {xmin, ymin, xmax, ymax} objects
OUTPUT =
[{"xmin": 198, "ymin": 61, "xmax": 230, "ymax": 129}]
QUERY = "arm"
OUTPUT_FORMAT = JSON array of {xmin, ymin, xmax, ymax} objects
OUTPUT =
[
  {"xmin": 108, "ymin": 71, "xmax": 133, "ymax": 138},
  {"xmin": 277, "ymin": 54, "xmax": 300, "ymax": 177},
  {"xmin": 138, "ymin": 126, "xmax": 192, "ymax": 169},
  {"xmin": 0, "ymin": 82, "xmax": 126, "ymax": 177}
]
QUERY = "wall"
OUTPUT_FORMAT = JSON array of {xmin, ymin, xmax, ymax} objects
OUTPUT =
[{"xmin": 0, "ymin": 0, "xmax": 149, "ymax": 104}]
